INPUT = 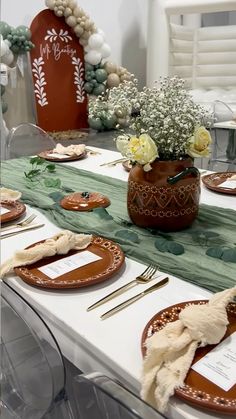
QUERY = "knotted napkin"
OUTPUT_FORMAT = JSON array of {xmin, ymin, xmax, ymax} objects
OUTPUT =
[
  {"xmin": 0, "ymin": 230, "xmax": 92, "ymax": 278},
  {"xmin": 141, "ymin": 286, "xmax": 236, "ymax": 413},
  {"xmin": 0, "ymin": 187, "xmax": 22, "ymax": 201},
  {"xmin": 53, "ymin": 143, "xmax": 86, "ymax": 156}
]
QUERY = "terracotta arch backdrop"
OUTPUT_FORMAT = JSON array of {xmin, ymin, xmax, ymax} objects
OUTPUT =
[{"xmin": 30, "ymin": 9, "xmax": 88, "ymax": 132}]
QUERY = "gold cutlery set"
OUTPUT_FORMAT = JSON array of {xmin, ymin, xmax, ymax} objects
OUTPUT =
[
  {"xmin": 87, "ymin": 264, "xmax": 169, "ymax": 319},
  {"xmin": 1, "ymin": 214, "xmax": 45, "ymax": 239}
]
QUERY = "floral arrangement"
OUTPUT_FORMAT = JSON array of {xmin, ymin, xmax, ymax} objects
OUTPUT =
[{"xmin": 116, "ymin": 77, "xmax": 212, "ymax": 171}]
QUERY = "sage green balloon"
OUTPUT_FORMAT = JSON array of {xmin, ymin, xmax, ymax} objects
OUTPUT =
[
  {"xmin": 16, "ymin": 26, "xmax": 31, "ymax": 40},
  {"xmin": 85, "ymin": 63, "xmax": 94, "ymax": 72},
  {"xmin": 93, "ymin": 84, "xmax": 106, "ymax": 96},
  {"xmin": 88, "ymin": 117, "xmax": 104, "ymax": 131},
  {"xmin": 2, "ymin": 101, "xmax": 8, "ymax": 113},
  {"xmin": 0, "ymin": 21, "xmax": 11, "ymax": 39},
  {"xmin": 84, "ymin": 82, "xmax": 93, "ymax": 94},
  {"xmin": 102, "ymin": 114, "xmax": 117, "ymax": 129},
  {"xmin": 95, "ymin": 69, "xmax": 107, "ymax": 83}
]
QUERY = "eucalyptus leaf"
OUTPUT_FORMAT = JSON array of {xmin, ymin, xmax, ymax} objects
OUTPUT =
[
  {"xmin": 167, "ymin": 241, "xmax": 185, "ymax": 255},
  {"xmin": 61, "ymin": 186, "xmax": 75, "ymax": 193},
  {"xmin": 115, "ymin": 230, "xmax": 140, "ymax": 244},
  {"xmin": 93, "ymin": 207, "xmax": 113, "ymax": 220},
  {"xmin": 26, "ymin": 169, "xmax": 41, "ymax": 178},
  {"xmin": 221, "ymin": 248, "xmax": 236, "ymax": 263},
  {"xmin": 49, "ymin": 191, "xmax": 65, "ymax": 202},
  {"xmin": 154, "ymin": 238, "xmax": 169, "ymax": 252},
  {"xmin": 206, "ymin": 247, "xmax": 224, "ymax": 259},
  {"xmin": 30, "ymin": 156, "xmax": 44, "ymax": 165},
  {"xmin": 44, "ymin": 178, "xmax": 61, "ymax": 188},
  {"xmin": 46, "ymin": 163, "xmax": 56, "ymax": 172}
]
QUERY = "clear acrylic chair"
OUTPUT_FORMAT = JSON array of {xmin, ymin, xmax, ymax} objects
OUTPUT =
[
  {"xmin": 1, "ymin": 281, "xmax": 74, "ymax": 419},
  {"xmin": 208, "ymin": 101, "xmax": 236, "ymax": 171},
  {"xmin": 72, "ymin": 372, "xmax": 169, "ymax": 419},
  {"xmin": 5, "ymin": 123, "xmax": 56, "ymax": 160}
]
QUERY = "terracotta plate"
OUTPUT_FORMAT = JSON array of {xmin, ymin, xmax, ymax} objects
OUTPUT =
[
  {"xmin": 141, "ymin": 300, "xmax": 236, "ymax": 415},
  {"xmin": 202, "ymin": 172, "xmax": 236, "ymax": 195},
  {"xmin": 60, "ymin": 192, "xmax": 111, "ymax": 211},
  {"xmin": 122, "ymin": 160, "xmax": 132, "ymax": 172},
  {"xmin": 14, "ymin": 236, "xmax": 125, "ymax": 289},
  {"xmin": 0, "ymin": 200, "xmax": 26, "ymax": 224},
  {"xmin": 38, "ymin": 150, "xmax": 87, "ymax": 162}
]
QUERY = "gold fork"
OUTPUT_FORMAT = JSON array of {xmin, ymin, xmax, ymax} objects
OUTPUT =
[
  {"xmin": 87, "ymin": 264, "xmax": 159, "ymax": 311},
  {"xmin": 99, "ymin": 158, "xmax": 128, "ymax": 167},
  {"xmin": 1, "ymin": 214, "xmax": 37, "ymax": 232}
]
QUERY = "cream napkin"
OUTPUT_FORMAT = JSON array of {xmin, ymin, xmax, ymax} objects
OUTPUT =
[
  {"xmin": 141, "ymin": 287, "xmax": 236, "ymax": 413},
  {"xmin": 0, "ymin": 187, "xmax": 22, "ymax": 202},
  {"xmin": 0, "ymin": 230, "xmax": 92, "ymax": 278},
  {"xmin": 53, "ymin": 143, "xmax": 86, "ymax": 156}
]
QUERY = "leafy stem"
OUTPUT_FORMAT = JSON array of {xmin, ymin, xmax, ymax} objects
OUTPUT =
[{"xmin": 24, "ymin": 157, "xmax": 62, "ymax": 189}]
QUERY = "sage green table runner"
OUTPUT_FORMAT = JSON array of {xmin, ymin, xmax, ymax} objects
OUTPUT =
[{"xmin": 2, "ymin": 158, "xmax": 236, "ymax": 293}]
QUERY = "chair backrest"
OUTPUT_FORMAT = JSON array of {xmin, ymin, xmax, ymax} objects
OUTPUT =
[
  {"xmin": 147, "ymin": 0, "xmax": 236, "ymax": 88},
  {"xmin": 72, "ymin": 372, "xmax": 169, "ymax": 419},
  {"xmin": 1, "ymin": 282, "xmax": 65, "ymax": 419},
  {"xmin": 5, "ymin": 122, "xmax": 56, "ymax": 160}
]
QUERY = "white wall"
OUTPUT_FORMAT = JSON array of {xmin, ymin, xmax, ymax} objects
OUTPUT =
[{"xmin": 1, "ymin": 0, "xmax": 147, "ymax": 86}]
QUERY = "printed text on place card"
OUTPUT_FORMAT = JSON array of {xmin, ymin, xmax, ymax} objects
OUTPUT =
[
  {"xmin": 218, "ymin": 180, "xmax": 236, "ymax": 190},
  {"xmin": 192, "ymin": 332, "xmax": 236, "ymax": 391},
  {"xmin": 38, "ymin": 251, "xmax": 102, "ymax": 279},
  {"xmin": 0, "ymin": 207, "xmax": 11, "ymax": 215}
]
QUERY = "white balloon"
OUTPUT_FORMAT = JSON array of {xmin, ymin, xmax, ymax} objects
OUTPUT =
[
  {"xmin": 97, "ymin": 28, "xmax": 105, "ymax": 41},
  {"xmin": 100, "ymin": 43, "xmax": 111, "ymax": 59},
  {"xmin": 88, "ymin": 33, "xmax": 103, "ymax": 50},
  {"xmin": 85, "ymin": 50, "xmax": 102, "ymax": 66},
  {"xmin": 1, "ymin": 40, "xmax": 9, "ymax": 57},
  {"xmin": 1, "ymin": 50, "xmax": 14, "ymax": 66},
  {"xmin": 45, "ymin": 0, "xmax": 55, "ymax": 9}
]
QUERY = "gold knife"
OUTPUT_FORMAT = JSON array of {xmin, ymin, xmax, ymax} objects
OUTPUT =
[
  {"xmin": 87, "ymin": 280, "xmax": 140, "ymax": 311},
  {"xmin": 1, "ymin": 223, "xmax": 45, "ymax": 239},
  {"xmin": 101, "ymin": 277, "xmax": 169, "ymax": 320}
]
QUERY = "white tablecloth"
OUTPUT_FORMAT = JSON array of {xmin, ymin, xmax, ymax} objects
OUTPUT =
[{"xmin": 1, "ymin": 147, "xmax": 235, "ymax": 419}]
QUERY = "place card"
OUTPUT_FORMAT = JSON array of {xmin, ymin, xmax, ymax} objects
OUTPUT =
[
  {"xmin": 38, "ymin": 250, "xmax": 102, "ymax": 279},
  {"xmin": 0, "ymin": 207, "xmax": 11, "ymax": 215},
  {"xmin": 218, "ymin": 180, "xmax": 236, "ymax": 190},
  {"xmin": 47, "ymin": 153, "xmax": 71, "ymax": 159},
  {"xmin": 192, "ymin": 332, "xmax": 236, "ymax": 391}
]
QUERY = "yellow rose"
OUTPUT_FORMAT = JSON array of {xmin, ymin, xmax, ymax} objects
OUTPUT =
[
  {"xmin": 127, "ymin": 134, "xmax": 158, "ymax": 171},
  {"xmin": 187, "ymin": 126, "xmax": 212, "ymax": 158},
  {"xmin": 116, "ymin": 134, "xmax": 130, "ymax": 156}
]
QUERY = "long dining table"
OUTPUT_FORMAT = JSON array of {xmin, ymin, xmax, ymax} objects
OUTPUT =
[{"xmin": 1, "ymin": 146, "xmax": 236, "ymax": 419}]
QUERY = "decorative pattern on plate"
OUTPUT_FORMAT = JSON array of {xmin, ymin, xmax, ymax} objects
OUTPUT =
[
  {"xmin": 141, "ymin": 300, "xmax": 236, "ymax": 415},
  {"xmin": 14, "ymin": 236, "xmax": 125, "ymax": 289},
  {"xmin": 38, "ymin": 150, "xmax": 87, "ymax": 162},
  {"xmin": 128, "ymin": 180, "xmax": 200, "ymax": 218},
  {"xmin": 202, "ymin": 172, "xmax": 236, "ymax": 195},
  {"xmin": 0, "ymin": 200, "xmax": 26, "ymax": 224}
]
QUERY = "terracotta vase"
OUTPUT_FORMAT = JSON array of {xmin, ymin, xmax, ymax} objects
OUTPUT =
[{"xmin": 127, "ymin": 158, "xmax": 200, "ymax": 231}]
